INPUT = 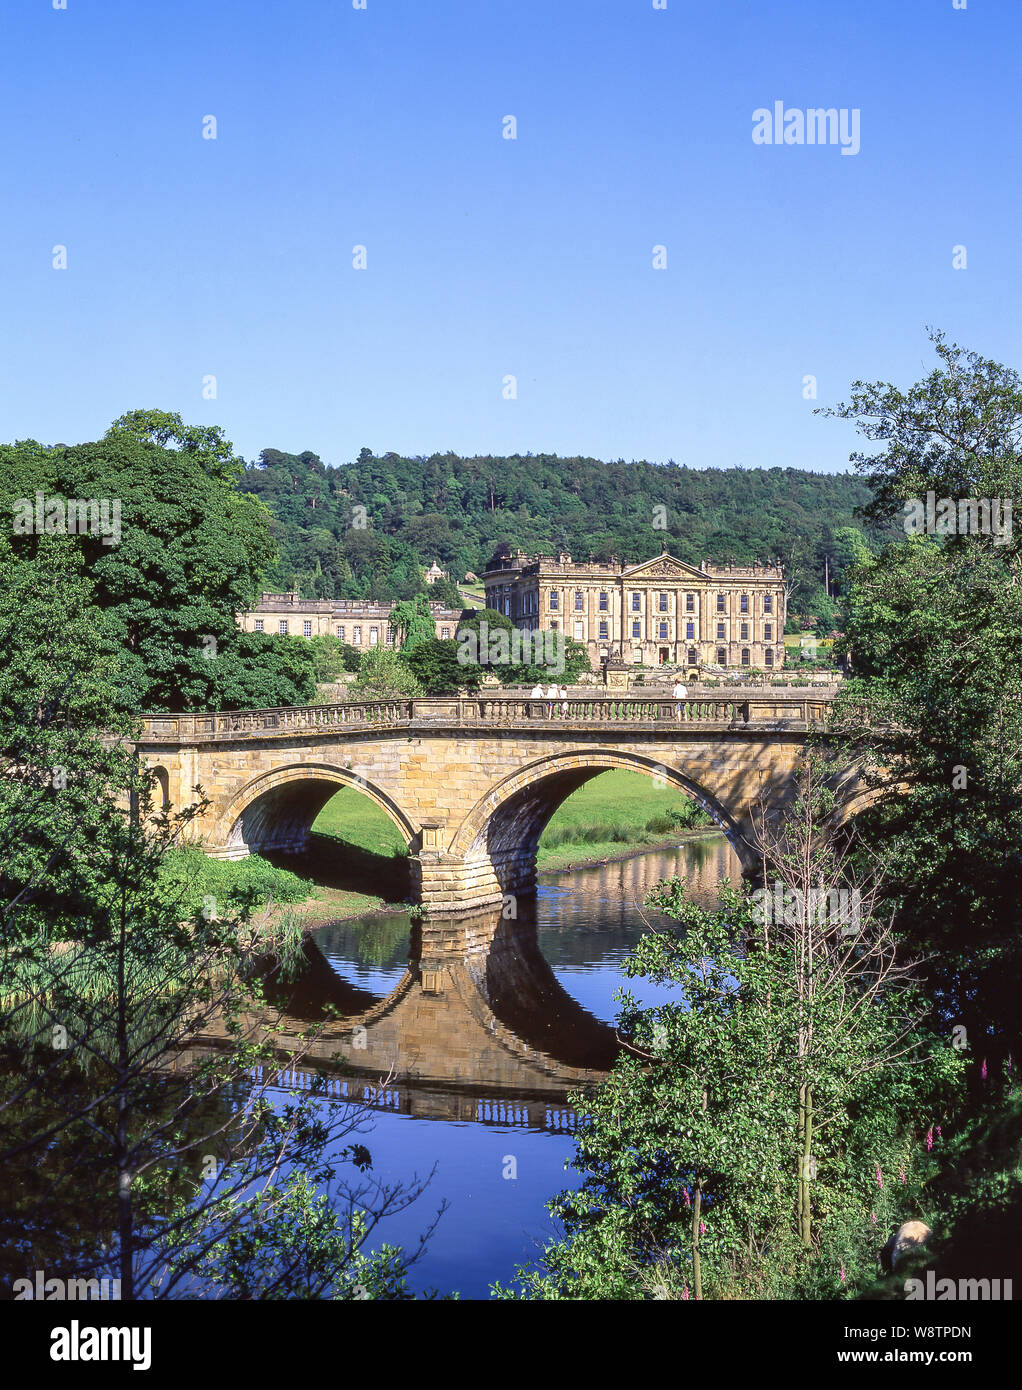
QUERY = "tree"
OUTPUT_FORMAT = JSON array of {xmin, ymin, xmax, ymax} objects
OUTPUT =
[
  {"xmin": 0, "ymin": 538, "xmax": 440, "ymax": 1298},
  {"xmin": 389, "ymin": 593, "xmax": 436, "ymax": 654},
  {"xmin": 824, "ymin": 334, "xmax": 1022, "ymax": 1056},
  {"xmin": 351, "ymin": 647, "xmax": 423, "ymax": 699},
  {"xmin": 402, "ymin": 638, "xmax": 483, "ymax": 695},
  {"xmin": 308, "ymin": 634, "xmax": 361, "ymax": 683},
  {"xmin": 496, "ymin": 759, "xmax": 960, "ymax": 1301},
  {"xmin": 0, "ymin": 416, "xmax": 311, "ymax": 713}
]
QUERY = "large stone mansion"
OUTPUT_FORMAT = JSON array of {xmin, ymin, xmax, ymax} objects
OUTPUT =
[
  {"xmin": 238, "ymin": 593, "xmax": 462, "ymax": 649},
  {"xmin": 483, "ymin": 548, "xmax": 786, "ymax": 673}
]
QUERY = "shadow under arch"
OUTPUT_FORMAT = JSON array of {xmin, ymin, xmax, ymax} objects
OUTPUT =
[
  {"xmin": 212, "ymin": 763, "xmax": 418, "ymax": 860},
  {"xmin": 831, "ymin": 780, "xmax": 913, "ymax": 837},
  {"xmin": 448, "ymin": 747, "xmax": 755, "ymax": 901}
]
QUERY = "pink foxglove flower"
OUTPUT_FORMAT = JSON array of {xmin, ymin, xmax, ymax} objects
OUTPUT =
[
  {"xmin": 935, "ymin": 1125, "xmax": 942, "ymax": 1139},
  {"xmin": 981, "ymin": 1058, "xmax": 988, "ymax": 1080},
  {"xmin": 926, "ymin": 1127, "xmax": 934, "ymax": 1151},
  {"xmin": 681, "ymin": 1285, "xmax": 690, "ymax": 1301},
  {"xmin": 840, "ymin": 1263, "xmax": 846, "ymax": 1285},
  {"xmin": 899, "ymin": 1167, "xmax": 906, "ymax": 1184},
  {"xmin": 699, "ymin": 1220, "xmax": 706, "ymax": 1236},
  {"xmin": 682, "ymin": 1186, "xmax": 691, "ymax": 1208},
  {"xmin": 875, "ymin": 1164, "xmax": 883, "ymax": 1189},
  {"xmin": 871, "ymin": 1210, "xmax": 878, "ymax": 1225}
]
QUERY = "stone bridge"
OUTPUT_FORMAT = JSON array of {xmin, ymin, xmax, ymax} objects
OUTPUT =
[{"xmin": 137, "ymin": 690, "xmax": 846, "ymax": 914}]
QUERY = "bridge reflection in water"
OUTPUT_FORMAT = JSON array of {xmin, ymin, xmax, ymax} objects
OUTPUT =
[{"xmin": 254, "ymin": 833, "xmax": 742, "ymax": 1132}]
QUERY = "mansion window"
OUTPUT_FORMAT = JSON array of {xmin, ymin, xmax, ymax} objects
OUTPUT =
[
  {"xmin": 716, "ymin": 593, "xmax": 725, "ymax": 613},
  {"xmin": 370, "ymin": 627, "xmax": 379, "ymax": 645},
  {"xmin": 574, "ymin": 591, "xmax": 584, "ymax": 611},
  {"xmin": 717, "ymin": 647, "xmax": 726, "ymax": 664},
  {"xmin": 658, "ymin": 622, "xmax": 668, "ymax": 640},
  {"xmin": 599, "ymin": 592, "xmax": 608, "ymax": 611},
  {"xmin": 254, "ymin": 619, "xmax": 264, "ymax": 632},
  {"xmin": 303, "ymin": 620, "xmax": 312, "ymax": 637},
  {"xmin": 764, "ymin": 594, "xmax": 773, "ymax": 613},
  {"xmin": 740, "ymin": 594, "xmax": 749, "ymax": 613},
  {"xmin": 336, "ymin": 625, "xmax": 345, "ymax": 640},
  {"xmin": 387, "ymin": 626, "xmax": 395, "ymax": 644},
  {"xmin": 687, "ymin": 646, "xmax": 697, "ymax": 664},
  {"xmin": 550, "ymin": 591, "xmax": 559, "ymax": 611},
  {"xmin": 741, "ymin": 648, "xmax": 750, "ymax": 666},
  {"xmin": 599, "ymin": 621, "xmax": 609, "ymax": 639},
  {"xmin": 632, "ymin": 620, "xmax": 641, "ymax": 638},
  {"xmin": 716, "ymin": 622, "xmax": 725, "ymax": 640},
  {"xmin": 631, "ymin": 592, "xmax": 641, "ymax": 612},
  {"xmin": 765, "ymin": 649, "xmax": 774, "ymax": 667},
  {"xmin": 550, "ymin": 620, "xmax": 559, "ymax": 630},
  {"xmin": 740, "ymin": 622, "xmax": 749, "ymax": 640},
  {"xmin": 658, "ymin": 592, "xmax": 668, "ymax": 612},
  {"xmin": 686, "ymin": 622, "xmax": 695, "ymax": 639},
  {"xmin": 278, "ymin": 620, "xmax": 288, "ymax": 635},
  {"xmin": 686, "ymin": 593, "xmax": 695, "ymax": 613},
  {"xmin": 353, "ymin": 625, "xmax": 362, "ymax": 643},
  {"xmin": 442, "ymin": 627, "xmax": 450, "ymax": 639},
  {"xmin": 575, "ymin": 621, "xmax": 584, "ymax": 639},
  {"xmin": 764, "ymin": 623, "xmax": 772, "ymax": 641}
]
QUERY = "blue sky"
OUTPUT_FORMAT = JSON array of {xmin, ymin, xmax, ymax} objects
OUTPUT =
[{"xmin": 1, "ymin": 0, "xmax": 1018, "ymax": 473}]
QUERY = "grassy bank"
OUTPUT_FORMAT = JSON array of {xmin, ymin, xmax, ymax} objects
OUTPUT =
[
  {"xmin": 535, "ymin": 770, "xmax": 713, "ymax": 872},
  {"xmin": 312, "ymin": 769, "xmax": 713, "ymax": 882},
  {"xmin": 159, "ymin": 772, "xmax": 716, "ymax": 925},
  {"xmin": 158, "ymin": 846, "xmax": 393, "ymax": 924}
]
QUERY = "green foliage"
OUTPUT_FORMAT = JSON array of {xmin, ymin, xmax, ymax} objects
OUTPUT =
[
  {"xmin": 389, "ymin": 593, "xmax": 437, "ymax": 653},
  {"xmin": 0, "ymin": 417, "xmax": 313, "ymax": 713},
  {"xmin": 401, "ymin": 637, "xmax": 483, "ymax": 694},
  {"xmin": 242, "ymin": 447, "xmax": 878, "ymax": 613},
  {"xmin": 157, "ymin": 848, "xmax": 312, "ymax": 919},
  {"xmin": 827, "ymin": 332, "xmax": 1022, "ymax": 1053},
  {"xmin": 351, "ymin": 646, "xmax": 423, "ymax": 699},
  {"xmin": 496, "ymin": 878, "xmax": 959, "ymax": 1301},
  {"xmin": 427, "ymin": 576, "xmax": 466, "ymax": 610},
  {"xmin": 455, "ymin": 609, "xmax": 591, "ymax": 686},
  {"xmin": 308, "ymin": 633, "xmax": 361, "ymax": 681}
]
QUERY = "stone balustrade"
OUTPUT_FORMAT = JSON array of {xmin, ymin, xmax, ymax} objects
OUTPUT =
[{"xmin": 138, "ymin": 692, "xmax": 836, "ymax": 742}]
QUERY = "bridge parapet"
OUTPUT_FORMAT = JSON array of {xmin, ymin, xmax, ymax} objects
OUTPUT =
[{"xmin": 137, "ymin": 693, "xmax": 835, "ymax": 742}]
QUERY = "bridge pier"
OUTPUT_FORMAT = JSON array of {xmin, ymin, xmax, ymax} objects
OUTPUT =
[{"xmin": 413, "ymin": 820, "xmax": 535, "ymax": 914}]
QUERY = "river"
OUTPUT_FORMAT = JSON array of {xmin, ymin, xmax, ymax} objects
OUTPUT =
[{"xmin": 268, "ymin": 833, "xmax": 741, "ymax": 1298}]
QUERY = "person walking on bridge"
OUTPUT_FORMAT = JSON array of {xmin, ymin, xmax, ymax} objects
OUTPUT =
[
  {"xmin": 672, "ymin": 677, "xmax": 688, "ymax": 721},
  {"xmin": 546, "ymin": 682, "xmax": 559, "ymax": 718}
]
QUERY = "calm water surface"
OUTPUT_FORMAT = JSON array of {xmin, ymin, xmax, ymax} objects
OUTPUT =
[{"xmin": 275, "ymin": 836, "xmax": 740, "ymax": 1298}]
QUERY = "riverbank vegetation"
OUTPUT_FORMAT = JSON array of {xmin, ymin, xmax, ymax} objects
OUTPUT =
[
  {"xmin": 0, "ymin": 535, "xmax": 441, "ymax": 1299},
  {"xmin": 501, "ymin": 333, "xmax": 1022, "ymax": 1301}
]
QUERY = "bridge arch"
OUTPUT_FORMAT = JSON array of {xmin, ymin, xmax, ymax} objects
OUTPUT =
[
  {"xmin": 444, "ymin": 747, "xmax": 754, "ymax": 907},
  {"xmin": 211, "ymin": 763, "xmax": 418, "ymax": 860}
]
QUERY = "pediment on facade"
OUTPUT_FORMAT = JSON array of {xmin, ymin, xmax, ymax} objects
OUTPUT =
[{"xmin": 620, "ymin": 554, "xmax": 706, "ymax": 582}]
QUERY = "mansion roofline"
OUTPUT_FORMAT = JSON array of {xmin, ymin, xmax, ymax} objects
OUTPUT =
[{"xmin": 483, "ymin": 548, "xmax": 783, "ymax": 582}]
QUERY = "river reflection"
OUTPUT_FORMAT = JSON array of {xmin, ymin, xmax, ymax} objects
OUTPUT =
[{"xmin": 277, "ymin": 834, "xmax": 740, "ymax": 1297}]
